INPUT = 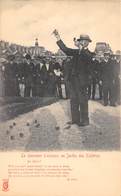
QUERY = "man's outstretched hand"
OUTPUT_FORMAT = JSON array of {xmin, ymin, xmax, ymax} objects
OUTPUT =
[{"xmin": 52, "ymin": 29, "xmax": 61, "ymax": 41}]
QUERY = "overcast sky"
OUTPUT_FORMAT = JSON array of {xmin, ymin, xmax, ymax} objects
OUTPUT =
[{"xmin": 0, "ymin": 0, "xmax": 120, "ymax": 52}]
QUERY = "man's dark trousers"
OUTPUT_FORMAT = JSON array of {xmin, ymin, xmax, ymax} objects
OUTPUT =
[
  {"xmin": 69, "ymin": 75, "xmax": 89, "ymax": 124},
  {"xmin": 102, "ymin": 81, "xmax": 115, "ymax": 105}
]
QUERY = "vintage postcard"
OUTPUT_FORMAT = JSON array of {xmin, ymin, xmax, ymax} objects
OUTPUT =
[{"xmin": 0, "ymin": 0, "xmax": 121, "ymax": 195}]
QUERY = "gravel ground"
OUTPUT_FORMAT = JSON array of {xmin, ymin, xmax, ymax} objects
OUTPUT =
[
  {"xmin": 0, "ymin": 100, "xmax": 120, "ymax": 151},
  {"xmin": 0, "ymin": 97, "xmax": 58, "ymax": 121}
]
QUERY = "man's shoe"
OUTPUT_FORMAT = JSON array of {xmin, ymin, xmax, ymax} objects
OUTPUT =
[
  {"xmin": 66, "ymin": 121, "xmax": 72, "ymax": 125},
  {"xmin": 66, "ymin": 121, "xmax": 78, "ymax": 125},
  {"xmin": 110, "ymin": 103, "xmax": 116, "ymax": 107},
  {"xmin": 78, "ymin": 120, "xmax": 89, "ymax": 127},
  {"xmin": 104, "ymin": 103, "xmax": 108, "ymax": 106}
]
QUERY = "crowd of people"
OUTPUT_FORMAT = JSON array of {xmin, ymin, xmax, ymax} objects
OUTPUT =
[
  {"xmin": 88, "ymin": 52, "xmax": 120, "ymax": 106},
  {"xmin": 66, "ymin": 52, "xmax": 120, "ymax": 106},
  {"xmin": 0, "ymin": 54, "xmax": 64, "ymax": 98},
  {"xmin": 0, "ymin": 46, "xmax": 120, "ymax": 107}
]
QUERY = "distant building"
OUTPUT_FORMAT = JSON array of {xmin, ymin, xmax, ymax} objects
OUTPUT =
[
  {"xmin": 0, "ymin": 38, "xmax": 53, "ymax": 58},
  {"xmin": 35, "ymin": 38, "xmax": 39, "ymax": 47},
  {"xmin": 28, "ymin": 38, "xmax": 46, "ymax": 56}
]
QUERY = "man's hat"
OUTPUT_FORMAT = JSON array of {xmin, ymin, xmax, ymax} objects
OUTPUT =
[
  {"xmin": 115, "ymin": 50, "xmax": 121, "ymax": 56},
  {"xmin": 104, "ymin": 51, "xmax": 111, "ymax": 56},
  {"xmin": 25, "ymin": 54, "xmax": 31, "ymax": 60},
  {"xmin": 51, "ymin": 56, "xmax": 56, "ymax": 59},
  {"xmin": 77, "ymin": 34, "xmax": 92, "ymax": 42}
]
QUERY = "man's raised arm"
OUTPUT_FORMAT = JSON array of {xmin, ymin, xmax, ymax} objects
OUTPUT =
[{"xmin": 52, "ymin": 29, "xmax": 75, "ymax": 56}]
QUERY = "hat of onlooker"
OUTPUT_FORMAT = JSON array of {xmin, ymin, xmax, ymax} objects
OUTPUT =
[
  {"xmin": 104, "ymin": 51, "xmax": 111, "ymax": 56},
  {"xmin": 115, "ymin": 50, "xmax": 121, "ymax": 56},
  {"xmin": 25, "ymin": 54, "xmax": 31, "ymax": 60}
]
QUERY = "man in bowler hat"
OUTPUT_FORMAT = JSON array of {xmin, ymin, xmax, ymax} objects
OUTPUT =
[{"xmin": 53, "ymin": 30, "xmax": 93, "ymax": 126}]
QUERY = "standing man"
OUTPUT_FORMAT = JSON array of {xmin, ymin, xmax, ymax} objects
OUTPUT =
[
  {"xmin": 23, "ymin": 54, "xmax": 34, "ymax": 97},
  {"xmin": 88, "ymin": 57, "xmax": 103, "ymax": 100},
  {"xmin": 4, "ymin": 55, "xmax": 19, "ymax": 96},
  {"xmin": 101, "ymin": 51, "xmax": 116, "ymax": 106},
  {"xmin": 53, "ymin": 30, "xmax": 93, "ymax": 126}
]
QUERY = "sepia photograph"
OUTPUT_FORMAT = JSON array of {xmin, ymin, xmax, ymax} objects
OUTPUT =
[
  {"xmin": 0, "ymin": 1, "xmax": 121, "ymax": 196},
  {"xmin": 0, "ymin": 0, "xmax": 120, "ymax": 152}
]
